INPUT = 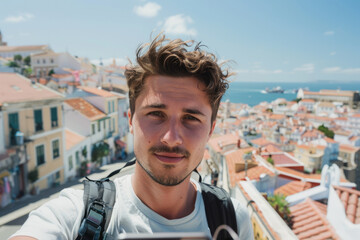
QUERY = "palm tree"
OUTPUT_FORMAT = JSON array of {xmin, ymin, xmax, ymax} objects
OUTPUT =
[{"xmin": 268, "ymin": 194, "xmax": 294, "ymax": 228}]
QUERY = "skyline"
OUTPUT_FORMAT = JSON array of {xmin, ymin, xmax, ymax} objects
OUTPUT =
[{"xmin": 1, "ymin": 0, "xmax": 360, "ymax": 82}]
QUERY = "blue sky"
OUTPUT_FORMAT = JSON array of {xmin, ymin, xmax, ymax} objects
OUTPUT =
[{"xmin": 1, "ymin": 0, "xmax": 359, "ymax": 82}]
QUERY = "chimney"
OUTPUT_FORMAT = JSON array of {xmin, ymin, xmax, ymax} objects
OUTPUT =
[{"xmin": 237, "ymin": 139, "xmax": 241, "ymax": 149}]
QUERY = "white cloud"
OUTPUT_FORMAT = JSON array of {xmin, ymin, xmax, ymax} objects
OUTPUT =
[
  {"xmin": 324, "ymin": 31, "xmax": 335, "ymax": 36},
  {"xmin": 235, "ymin": 69, "xmax": 250, "ymax": 73},
  {"xmin": 323, "ymin": 67, "xmax": 341, "ymax": 73},
  {"xmin": 134, "ymin": 2, "xmax": 161, "ymax": 18},
  {"xmin": 91, "ymin": 57, "xmax": 128, "ymax": 66},
  {"xmin": 236, "ymin": 69, "xmax": 283, "ymax": 74},
  {"xmin": 323, "ymin": 67, "xmax": 360, "ymax": 74},
  {"xmin": 163, "ymin": 14, "xmax": 197, "ymax": 36},
  {"xmin": 343, "ymin": 68, "xmax": 360, "ymax": 74},
  {"xmin": 330, "ymin": 51, "xmax": 336, "ymax": 56},
  {"xmin": 293, "ymin": 63, "xmax": 314, "ymax": 73},
  {"xmin": 4, "ymin": 13, "xmax": 34, "ymax": 23}
]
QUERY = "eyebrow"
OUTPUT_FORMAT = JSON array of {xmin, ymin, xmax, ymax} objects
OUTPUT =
[{"xmin": 143, "ymin": 104, "xmax": 205, "ymax": 116}]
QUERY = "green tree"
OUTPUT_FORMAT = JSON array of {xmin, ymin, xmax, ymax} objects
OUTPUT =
[
  {"xmin": 7, "ymin": 61, "xmax": 20, "ymax": 68},
  {"xmin": 14, "ymin": 54, "xmax": 22, "ymax": 62},
  {"xmin": 268, "ymin": 194, "xmax": 294, "ymax": 228},
  {"xmin": 48, "ymin": 69, "xmax": 55, "ymax": 76},
  {"xmin": 318, "ymin": 124, "xmax": 334, "ymax": 139},
  {"xmin": 28, "ymin": 168, "xmax": 39, "ymax": 183},
  {"xmin": 22, "ymin": 67, "xmax": 32, "ymax": 77},
  {"xmin": 267, "ymin": 157, "xmax": 274, "ymax": 165},
  {"xmin": 24, "ymin": 56, "xmax": 31, "ymax": 66}
]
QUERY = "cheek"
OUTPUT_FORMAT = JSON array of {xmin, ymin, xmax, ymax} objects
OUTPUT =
[{"xmin": 134, "ymin": 119, "xmax": 159, "ymax": 145}]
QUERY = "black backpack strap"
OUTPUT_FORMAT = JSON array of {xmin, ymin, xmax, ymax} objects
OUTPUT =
[
  {"xmin": 76, "ymin": 179, "xmax": 116, "ymax": 240},
  {"xmin": 76, "ymin": 159, "xmax": 136, "ymax": 240},
  {"xmin": 200, "ymin": 182, "xmax": 238, "ymax": 239}
]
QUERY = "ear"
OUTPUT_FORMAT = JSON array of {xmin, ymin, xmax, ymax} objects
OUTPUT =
[{"xmin": 128, "ymin": 109, "xmax": 133, "ymax": 134}]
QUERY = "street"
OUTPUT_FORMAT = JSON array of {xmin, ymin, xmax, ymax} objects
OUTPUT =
[{"xmin": 0, "ymin": 160, "xmax": 133, "ymax": 240}]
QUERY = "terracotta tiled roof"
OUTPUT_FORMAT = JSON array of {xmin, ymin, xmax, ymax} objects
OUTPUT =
[
  {"xmin": 65, "ymin": 129, "xmax": 85, "ymax": 150},
  {"xmin": 276, "ymin": 167, "xmax": 349, "ymax": 183},
  {"xmin": 274, "ymin": 181, "xmax": 312, "ymax": 197},
  {"xmin": 251, "ymin": 137, "xmax": 273, "ymax": 147},
  {"xmin": 261, "ymin": 153, "xmax": 301, "ymax": 166},
  {"xmin": 290, "ymin": 198, "xmax": 340, "ymax": 240},
  {"xmin": 324, "ymin": 137, "xmax": 337, "ymax": 144},
  {"xmin": 351, "ymin": 114, "xmax": 360, "ymax": 118},
  {"xmin": 65, "ymin": 98, "xmax": 106, "ymax": 121},
  {"xmin": 349, "ymin": 136, "xmax": 359, "ymax": 142},
  {"xmin": 52, "ymin": 74, "xmax": 73, "ymax": 78},
  {"xmin": 262, "ymin": 143, "xmax": 282, "ymax": 153},
  {"xmin": 302, "ymin": 129, "xmax": 324, "ymax": 139},
  {"xmin": 301, "ymin": 99, "xmax": 315, "ymax": 103},
  {"xmin": 269, "ymin": 114, "xmax": 286, "ymax": 120},
  {"xmin": 0, "ymin": 73, "xmax": 63, "ymax": 104},
  {"xmin": 0, "ymin": 45, "xmax": 49, "ymax": 52},
  {"xmin": 333, "ymin": 185, "xmax": 360, "ymax": 224},
  {"xmin": 339, "ymin": 144, "xmax": 360, "ymax": 152},
  {"xmin": 208, "ymin": 133, "xmax": 239, "ymax": 153},
  {"xmin": 78, "ymin": 86, "xmax": 117, "ymax": 97},
  {"xmin": 227, "ymin": 162, "xmax": 275, "ymax": 187}
]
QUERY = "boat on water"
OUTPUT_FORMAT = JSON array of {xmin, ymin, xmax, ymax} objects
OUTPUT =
[{"xmin": 262, "ymin": 86, "xmax": 284, "ymax": 93}]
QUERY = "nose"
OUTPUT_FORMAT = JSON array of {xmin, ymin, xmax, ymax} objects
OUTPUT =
[{"xmin": 160, "ymin": 118, "xmax": 183, "ymax": 147}]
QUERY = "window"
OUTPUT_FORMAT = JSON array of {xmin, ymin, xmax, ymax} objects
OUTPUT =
[
  {"xmin": 52, "ymin": 139, "xmax": 60, "ymax": 159},
  {"xmin": 92, "ymin": 124, "xmax": 95, "ymax": 135},
  {"xmin": 108, "ymin": 101, "xmax": 111, "ymax": 113},
  {"xmin": 68, "ymin": 156, "xmax": 73, "ymax": 170},
  {"xmin": 103, "ymin": 120, "xmax": 105, "ymax": 129},
  {"xmin": 98, "ymin": 121, "xmax": 101, "ymax": 132},
  {"xmin": 8, "ymin": 112, "xmax": 19, "ymax": 146},
  {"xmin": 36, "ymin": 145, "xmax": 45, "ymax": 166},
  {"xmin": 112, "ymin": 101, "xmax": 115, "ymax": 112},
  {"xmin": 43, "ymin": 59, "xmax": 46, "ymax": 64},
  {"xmin": 55, "ymin": 171, "xmax": 60, "ymax": 180},
  {"xmin": 34, "ymin": 109, "xmax": 43, "ymax": 132},
  {"xmin": 50, "ymin": 58, "xmax": 54, "ymax": 64},
  {"xmin": 51, "ymin": 107, "xmax": 58, "ymax": 127},
  {"xmin": 112, "ymin": 118, "xmax": 115, "ymax": 132},
  {"xmin": 37, "ymin": 59, "xmax": 40, "ymax": 64},
  {"xmin": 76, "ymin": 151, "xmax": 80, "ymax": 166}
]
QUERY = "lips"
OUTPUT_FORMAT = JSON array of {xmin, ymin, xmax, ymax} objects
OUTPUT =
[{"xmin": 154, "ymin": 152, "xmax": 184, "ymax": 164}]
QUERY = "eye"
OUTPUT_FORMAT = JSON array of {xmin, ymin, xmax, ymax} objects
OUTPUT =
[
  {"xmin": 183, "ymin": 115, "xmax": 200, "ymax": 122},
  {"xmin": 147, "ymin": 111, "xmax": 165, "ymax": 118}
]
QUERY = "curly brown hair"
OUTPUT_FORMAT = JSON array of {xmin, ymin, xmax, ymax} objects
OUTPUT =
[{"xmin": 125, "ymin": 34, "xmax": 232, "ymax": 123}]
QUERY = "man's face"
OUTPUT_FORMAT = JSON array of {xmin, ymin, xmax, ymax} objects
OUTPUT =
[{"xmin": 129, "ymin": 75, "xmax": 215, "ymax": 186}]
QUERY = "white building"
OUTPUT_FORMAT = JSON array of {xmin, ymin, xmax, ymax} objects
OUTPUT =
[{"xmin": 31, "ymin": 51, "xmax": 82, "ymax": 78}]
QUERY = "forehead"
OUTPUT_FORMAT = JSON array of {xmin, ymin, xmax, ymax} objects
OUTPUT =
[{"xmin": 136, "ymin": 75, "xmax": 211, "ymax": 110}]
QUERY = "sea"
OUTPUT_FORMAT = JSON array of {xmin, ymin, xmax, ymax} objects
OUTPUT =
[{"xmin": 224, "ymin": 81, "xmax": 360, "ymax": 106}]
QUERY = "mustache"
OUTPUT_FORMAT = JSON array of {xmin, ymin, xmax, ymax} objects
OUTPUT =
[{"xmin": 149, "ymin": 145, "xmax": 191, "ymax": 158}]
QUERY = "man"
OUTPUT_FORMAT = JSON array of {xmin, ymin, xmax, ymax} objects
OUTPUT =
[{"xmin": 10, "ymin": 35, "xmax": 253, "ymax": 239}]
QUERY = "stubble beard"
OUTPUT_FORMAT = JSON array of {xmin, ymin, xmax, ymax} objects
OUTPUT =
[{"xmin": 136, "ymin": 145, "xmax": 193, "ymax": 186}]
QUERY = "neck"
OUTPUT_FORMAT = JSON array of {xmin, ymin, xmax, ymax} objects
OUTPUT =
[{"xmin": 132, "ymin": 163, "xmax": 197, "ymax": 219}]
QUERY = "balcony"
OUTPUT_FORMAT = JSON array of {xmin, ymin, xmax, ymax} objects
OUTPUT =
[{"xmin": 0, "ymin": 149, "xmax": 21, "ymax": 173}]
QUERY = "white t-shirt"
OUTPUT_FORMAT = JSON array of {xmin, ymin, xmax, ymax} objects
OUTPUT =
[{"xmin": 11, "ymin": 175, "xmax": 254, "ymax": 240}]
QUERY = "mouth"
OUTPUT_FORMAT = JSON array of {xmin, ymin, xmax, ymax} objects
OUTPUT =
[{"xmin": 154, "ymin": 152, "xmax": 185, "ymax": 164}]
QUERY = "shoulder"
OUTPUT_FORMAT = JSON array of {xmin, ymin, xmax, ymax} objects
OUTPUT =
[{"xmin": 10, "ymin": 188, "xmax": 84, "ymax": 239}]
